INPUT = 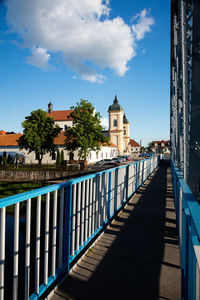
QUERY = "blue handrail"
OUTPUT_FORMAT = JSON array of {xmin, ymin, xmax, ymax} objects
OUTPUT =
[{"xmin": 171, "ymin": 158, "xmax": 200, "ymax": 300}]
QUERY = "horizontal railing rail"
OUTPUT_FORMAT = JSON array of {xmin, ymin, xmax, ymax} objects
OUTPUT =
[
  {"xmin": 171, "ymin": 158, "xmax": 200, "ymax": 300},
  {"xmin": 0, "ymin": 155, "xmax": 162, "ymax": 300}
]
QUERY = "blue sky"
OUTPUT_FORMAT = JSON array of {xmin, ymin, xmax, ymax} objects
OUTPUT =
[{"xmin": 0, "ymin": 0, "xmax": 170, "ymax": 146}]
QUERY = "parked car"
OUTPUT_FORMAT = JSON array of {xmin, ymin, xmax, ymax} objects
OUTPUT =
[
  {"xmin": 117, "ymin": 156, "xmax": 126, "ymax": 162},
  {"xmin": 95, "ymin": 159, "xmax": 119, "ymax": 166},
  {"xmin": 124, "ymin": 155, "xmax": 131, "ymax": 161},
  {"xmin": 112, "ymin": 157, "xmax": 121, "ymax": 164}
]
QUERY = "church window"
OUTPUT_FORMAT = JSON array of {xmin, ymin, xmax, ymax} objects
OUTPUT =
[
  {"xmin": 113, "ymin": 119, "xmax": 117, "ymax": 127},
  {"xmin": 123, "ymin": 127, "xmax": 126, "ymax": 135}
]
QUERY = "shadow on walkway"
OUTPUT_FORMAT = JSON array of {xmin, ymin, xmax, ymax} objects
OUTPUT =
[{"xmin": 51, "ymin": 159, "xmax": 181, "ymax": 300}]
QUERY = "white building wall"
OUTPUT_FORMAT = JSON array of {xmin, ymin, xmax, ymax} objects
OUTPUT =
[
  {"xmin": 0, "ymin": 145, "xmax": 118, "ymax": 165},
  {"xmin": 54, "ymin": 120, "xmax": 73, "ymax": 130}
]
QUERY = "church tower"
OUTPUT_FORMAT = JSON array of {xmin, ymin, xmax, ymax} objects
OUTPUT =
[
  {"xmin": 108, "ymin": 95, "xmax": 124, "ymax": 154},
  {"xmin": 123, "ymin": 114, "xmax": 130, "ymax": 153}
]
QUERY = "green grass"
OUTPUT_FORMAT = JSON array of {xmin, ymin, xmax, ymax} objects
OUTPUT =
[
  {"xmin": 0, "ymin": 181, "xmax": 50, "ymax": 214},
  {"xmin": 0, "ymin": 181, "xmax": 48, "ymax": 199}
]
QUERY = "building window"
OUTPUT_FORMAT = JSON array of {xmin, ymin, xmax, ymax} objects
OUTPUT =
[
  {"xmin": 96, "ymin": 152, "xmax": 99, "ymax": 159},
  {"xmin": 101, "ymin": 152, "xmax": 103, "ymax": 159},
  {"xmin": 35, "ymin": 152, "xmax": 40, "ymax": 160},
  {"xmin": 106, "ymin": 152, "xmax": 108, "ymax": 158},
  {"xmin": 123, "ymin": 127, "xmax": 126, "ymax": 135},
  {"xmin": 113, "ymin": 119, "xmax": 117, "ymax": 127},
  {"xmin": 69, "ymin": 152, "xmax": 74, "ymax": 160}
]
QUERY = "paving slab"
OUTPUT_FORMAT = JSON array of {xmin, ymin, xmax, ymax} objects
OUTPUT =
[{"xmin": 50, "ymin": 159, "xmax": 181, "ymax": 300}]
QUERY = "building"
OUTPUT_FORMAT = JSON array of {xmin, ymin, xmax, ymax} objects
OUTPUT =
[
  {"xmin": 128, "ymin": 139, "xmax": 141, "ymax": 156},
  {"xmin": 0, "ymin": 131, "xmax": 117, "ymax": 164},
  {"xmin": 108, "ymin": 95, "xmax": 130, "ymax": 155},
  {"xmin": 151, "ymin": 140, "xmax": 170, "ymax": 154}
]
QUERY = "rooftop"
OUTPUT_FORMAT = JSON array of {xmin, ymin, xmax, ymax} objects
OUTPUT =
[{"xmin": 108, "ymin": 95, "xmax": 123, "ymax": 112}]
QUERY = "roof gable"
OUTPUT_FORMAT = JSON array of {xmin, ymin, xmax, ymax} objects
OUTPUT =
[
  {"xmin": 0, "ymin": 134, "xmax": 23, "ymax": 146},
  {"xmin": 129, "ymin": 139, "xmax": 140, "ymax": 147},
  {"xmin": 47, "ymin": 110, "xmax": 73, "ymax": 121}
]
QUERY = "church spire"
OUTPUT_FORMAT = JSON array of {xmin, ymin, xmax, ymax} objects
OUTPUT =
[{"xmin": 48, "ymin": 101, "xmax": 53, "ymax": 113}]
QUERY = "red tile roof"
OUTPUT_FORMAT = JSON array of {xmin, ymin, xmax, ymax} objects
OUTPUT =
[
  {"xmin": 0, "ymin": 134, "xmax": 23, "ymax": 146},
  {"xmin": 47, "ymin": 110, "xmax": 73, "ymax": 121},
  {"xmin": 0, "ymin": 131, "xmax": 117, "ymax": 149},
  {"xmin": 0, "ymin": 130, "xmax": 7, "ymax": 135},
  {"xmin": 54, "ymin": 132, "xmax": 117, "ymax": 148},
  {"xmin": 129, "ymin": 139, "xmax": 140, "ymax": 147}
]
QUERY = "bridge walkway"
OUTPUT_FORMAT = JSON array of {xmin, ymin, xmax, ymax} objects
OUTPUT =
[{"xmin": 50, "ymin": 160, "xmax": 181, "ymax": 300}]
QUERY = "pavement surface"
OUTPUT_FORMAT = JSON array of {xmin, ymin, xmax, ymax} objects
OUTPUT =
[{"xmin": 50, "ymin": 159, "xmax": 181, "ymax": 300}]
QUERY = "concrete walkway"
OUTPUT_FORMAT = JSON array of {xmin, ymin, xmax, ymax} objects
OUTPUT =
[{"xmin": 50, "ymin": 160, "xmax": 181, "ymax": 300}]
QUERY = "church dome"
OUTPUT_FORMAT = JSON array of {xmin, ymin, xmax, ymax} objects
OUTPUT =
[
  {"xmin": 108, "ymin": 95, "xmax": 123, "ymax": 112},
  {"xmin": 123, "ymin": 114, "xmax": 129, "ymax": 124}
]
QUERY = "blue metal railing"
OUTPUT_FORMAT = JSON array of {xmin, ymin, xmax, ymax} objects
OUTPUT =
[
  {"xmin": 171, "ymin": 158, "xmax": 200, "ymax": 300},
  {"xmin": 0, "ymin": 155, "xmax": 162, "ymax": 300}
]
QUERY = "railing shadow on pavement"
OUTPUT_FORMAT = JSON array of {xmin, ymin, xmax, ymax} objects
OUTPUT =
[{"xmin": 53, "ymin": 159, "xmax": 180, "ymax": 300}]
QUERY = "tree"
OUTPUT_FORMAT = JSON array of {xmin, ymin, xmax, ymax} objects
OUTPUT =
[
  {"xmin": 56, "ymin": 149, "xmax": 61, "ymax": 165},
  {"xmin": 61, "ymin": 150, "xmax": 64, "ymax": 165},
  {"xmin": 18, "ymin": 109, "xmax": 61, "ymax": 165},
  {"xmin": 65, "ymin": 99, "xmax": 109, "ymax": 163},
  {"xmin": 2, "ymin": 151, "xmax": 7, "ymax": 165}
]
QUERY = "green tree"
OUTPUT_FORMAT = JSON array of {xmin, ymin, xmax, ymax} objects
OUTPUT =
[
  {"xmin": 18, "ymin": 109, "xmax": 61, "ymax": 165},
  {"xmin": 61, "ymin": 150, "xmax": 64, "ymax": 165},
  {"xmin": 7, "ymin": 154, "xmax": 13, "ymax": 165},
  {"xmin": 56, "ymin": 149, "xmax": 61, "ymax": 165},
  {"xmin": 65, "ymin": 99, "xmax": 109, "ymax": 162},
  {"xmin": 3, "ymin": 151, "xmax": 7, "ymax": 165}
]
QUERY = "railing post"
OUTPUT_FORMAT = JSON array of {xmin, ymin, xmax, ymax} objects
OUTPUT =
[
  {"xmin": 126, "ymin": 165, "xmax": 129, "ymax": 201},
  {"xmin": 107, "ymin": 172, "xmax": 112, "ymax": 220},
  {"xmin": 64, "ymin": 182, "xmax": 73, "ymax": 273}
]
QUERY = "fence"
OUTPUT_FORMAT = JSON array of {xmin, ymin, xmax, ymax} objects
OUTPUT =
[
  {"xmin": 171, "ymin": 158, "xmax": 200, "ymax": 300},
  {"xmin": 0, "ymin": 155, "xmax": 161, "ymax": 300}
]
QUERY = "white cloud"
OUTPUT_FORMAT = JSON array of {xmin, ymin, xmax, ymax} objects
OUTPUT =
[
  {"xmin": 26, "ymin": 46, "xmax": 50, "ymax": 68},
  {"xmin": 5, "ymin": 1, "xmax": 154, "ymax": 82},
  {"xmin": 131, "ymin": 9, "xmax": 154, "ymax": 41},
  {"xmin": 101, "ymin": 117, "xmax": 109, "ymax": 129}
]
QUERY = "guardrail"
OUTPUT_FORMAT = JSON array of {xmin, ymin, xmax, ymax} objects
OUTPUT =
[
  {"xmin": 171, "ymin": 158, "xmax": 200, "ymax": 300},
  {"xmin": 0, "ymin": 155, "xmax": 162, "ymax": 300}
]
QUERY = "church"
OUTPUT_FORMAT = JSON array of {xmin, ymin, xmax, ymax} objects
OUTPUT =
[
  {"xmin": 47, "ymin": 95, "xmax": 130, "ymax": 155},
  {"xmin": 108, "ymin": 95, "xmax": 130, "ymax": 155},
  {"xmin": 0, "ymin": 96, "xmax": 131, "ymax": 164}
]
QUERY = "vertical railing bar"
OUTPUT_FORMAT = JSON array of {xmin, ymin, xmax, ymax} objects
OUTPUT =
[
  {"xmin": 94, "ymin": 176, "xmax": 99, "ymax": 231},
  {"xmin": 25, "ymin": 198, "xmax": 31, "ymax": 300},
  {"xmin": 80, "ymin": 181, "xmax": 85, "ymax": 247},
  {"xmin": 58, "ymin": 188, "xmax": 64, "ymax": 269},
  {"xmin": 84, "ymin": 180, "xmax": 89, "ymax": 242},
  {"xmin": 0, "ymin": 207, "xmax": 6, "ymax": 300},
  {"xmin": 88, "ymin": 178, "xmax": 93, "ymax": 238},
  {"xmin": 63, "ymin": 182, "xmax": 73, "ymax": 272},
  {"xmin": 98, "ymin": 175, "xmax": 102, "ymax": 228},
  {"xmin": 76, "ymin": 182, "xmax": 81, "ymax": 252},
  {"xmin": 35, "ymin": 195, "xmax": 41, "ymax": 295},
  {"xmin": 52, "ymin": 190, "xmax": 58, "ymax": 277},
  {"xmin": 44, "ymin": 193, "xmax": 50, "ymax": 286},
  {"xmin": 71, "ymin": 185, "xmax": 77, "ymax": 257},
  {"xmin": 92, "ymin": 177, "xmax": 96, "ymax": 235},
  {"xmin": 13, "ymin": 203, "xmax": 19, "ymax": 300}
]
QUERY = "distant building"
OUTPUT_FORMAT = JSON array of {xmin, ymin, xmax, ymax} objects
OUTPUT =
[
  {"xmin": 108, "ymin": 95, "xmax": 130, "ymax": 155},
  {"xmin": 0, "ymin": 131, "xmax": 117, "ymax": 164},
  {"xmin": 128, "ymin": 139, "xmax": 141, "ymax": 156},
  {"xmin": 152, "ymin": 140, "xmax": 170, "ymax": 154}
]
